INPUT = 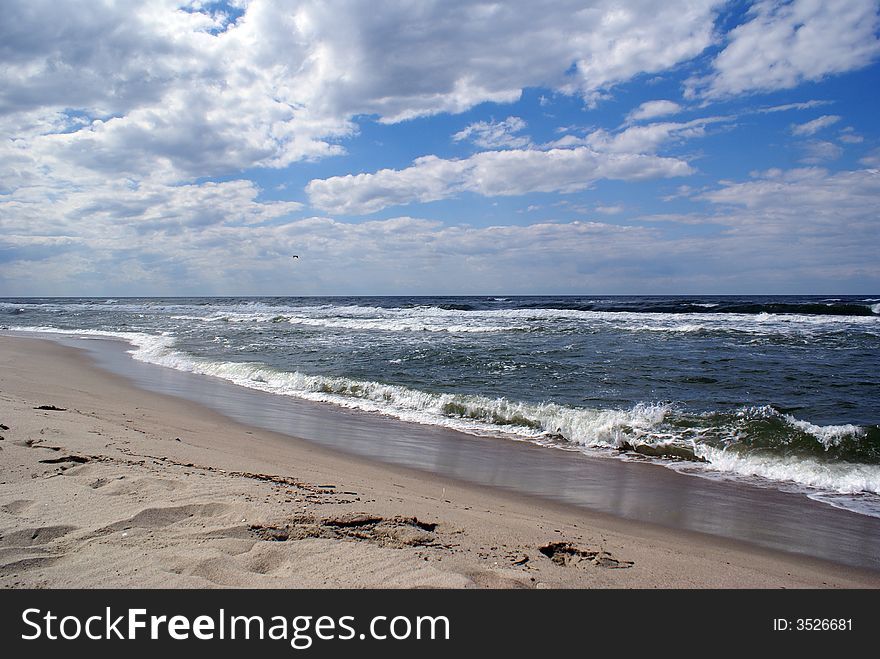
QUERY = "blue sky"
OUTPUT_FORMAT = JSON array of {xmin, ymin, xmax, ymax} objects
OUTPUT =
[{"xmin": 1, "ymin": 0, "xmax": 879, "ymax": 295}]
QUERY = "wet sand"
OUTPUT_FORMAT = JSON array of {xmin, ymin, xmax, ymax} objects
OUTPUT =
[{"xmin": 1, "ymin": 334, "xmax": 878, "ymax": 588}]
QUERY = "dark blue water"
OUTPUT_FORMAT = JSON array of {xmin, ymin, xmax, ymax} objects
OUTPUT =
[{"xmin": 3, "ymin": 295, "xmax": 879, "ymax": 516}]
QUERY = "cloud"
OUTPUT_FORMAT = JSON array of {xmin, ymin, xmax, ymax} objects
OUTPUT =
[
  {"xmin": 0, "ymin": 0, "xmax": 728, "ymax": 234},
  {"xmin": 689, "ymin": 0, "xmax": 880, "ymax": 99},
  {"xmin": 790, "ymin": 114, "xmax": 841, "ymax": 136},
  {"xmin": 0, "ymin": 178, "xmax": 301, "ymax": 244},
  {"xmin": 594, "ymin": 205, "xmax": 625, "ymax": 215},
  {"xmin": 582, "ymin": 116, "xmax": 731, "ymax": 154},
  {"xmin": 626, "ymin": 100, "xmax": 682, "ymax": 123},
  {"xmin": 0, "ymin": 213, "xmax": 670, "ymax": 294},
  {"xmin": 331, "ymin": 0, "xmax": 721, "ymax": 118},
  {"xmin": 306, "ymin": 147, "xmax": 693, "ymax": 214},
  {"xmin": 838, "ymin": 129, "xmax": 864, "ymax": 144},
  {"xmin": 0, "ymin": 0, "xmax": 358, "ymax": 184},
  {"xmin": 453, "ymin": 117, "xmax": 530, "ymax": 149},
  {"xmin": 0, "ymin": 172, "xmax": 305, "ymax": 293},
  {"xmin": 2, "ymin": 1, "xmax": 869, "ymax": 202},
  {"xmin": 2, "ymin": 1, "xmax": 878, "ymax": 295},
  {"xmin": 308, "ymin": 112, "xmax": 739, "ymax": 214},
  {"xmin": 700, "ymin": 167, "xmax": 879, "ymax": 224},
  {"xmin": 757, "ymin": 99, "xmax": 833, "ymax": 113},
  {"xmin": 6, "ymin": 180, "xmax": 877, "ymax": 295},
  {"xmin": 859, "ymin": 148, "xmax": 880, "ymax": 167},
  {"xmin": 0, "ymin": 2, "xmax": 210, "ymax": 118},
  {"xmin": 797, "ymin": 140, "xmax": 843, "ymax": 163},
  {"xmin": 1, "ymin": 0, "xmax": 722, "ymax": 172}
]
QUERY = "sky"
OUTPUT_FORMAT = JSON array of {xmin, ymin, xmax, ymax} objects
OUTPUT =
[{"xmin": 1, "ymin": 0, "xmax": 879, "ymax": 296}]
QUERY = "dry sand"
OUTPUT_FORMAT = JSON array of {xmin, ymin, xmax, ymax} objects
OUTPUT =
[{"xmin": 1, "ymin": 335, "xmax": 878, "ymax": 588}]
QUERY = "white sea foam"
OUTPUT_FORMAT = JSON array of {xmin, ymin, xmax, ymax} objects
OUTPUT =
[
  {"xmin": 786, "ymin": 418, "xmax": 865, "ymax": 448},
  {"xmin": 690, "ymin": 445, "xmax": 880, "ymax": 496},
  {"xmin": 174, "ymin": 307, "xmax": 527, "ymax": 333},
  {"xmin": 281, "ymin": 315, "xmax": 525, "ymax": 333},
  {"xmin": 806, "ymin": 492, "xmax": 880, "ymax": 517},
  {"xmin": 628, "ymin": 323, "xmax": 708, "ymax": 333}
]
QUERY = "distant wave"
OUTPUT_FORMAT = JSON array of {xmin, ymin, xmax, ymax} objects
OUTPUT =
[
  {"xmin": 152, "ymin": 304, "xmax": 880, "ymax": 338},
  {"xmin": 171, "ymin": 311, "xmax": 526, "ymax": 333},
  {"xmin": 5, "ymin": 299, "xmax": 878, "ymax": 342},
  {"xmin": 5, "ymin": 296, "xmax": 879, "ymax": 318},
  {"xmin": 514, "ymin": 300, "xmax": 879, "ymax": 316}
]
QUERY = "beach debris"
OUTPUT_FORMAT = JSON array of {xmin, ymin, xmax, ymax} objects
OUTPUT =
[
  {"xmin": 34, "ymin": 405, "xmax": 67, "ymax": 411},
  {"xmin": 251, "ymin": 513, "xmax": 441, "ymax": 549},
  {"xmin": 38, "ymin": 455, "xmax": 90, "ymax": 465},
  {"xmin": 256, "ymin": 527, "xmax": 290, "ymax": 542},
  {"xmin": 511, "ymin": 554, "xmax": 530, "ymax": 566},
  {"xmin": 0, "ymin": 423, "xmax": 9, "ymax": 430},
  {"xmin": 16, "ymin": 438, "xmax": 46, "ymax": 448},
  {"xmin": 538, "ymin": 542, "xmax": 633, "ymax": 569},
  {"xmin": 324, "ymin": 513, "xmax": 383, "ymax": 528}
]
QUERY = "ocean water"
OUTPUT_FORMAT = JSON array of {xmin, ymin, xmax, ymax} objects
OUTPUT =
[{"xmin": 3, "ymin": 295, "xmax": 879, "ymax": 517}]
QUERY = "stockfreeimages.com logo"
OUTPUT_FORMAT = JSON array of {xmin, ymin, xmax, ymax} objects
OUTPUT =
[{"xmin": 21, "ymin": 607, "xmax": 450, "ymax": 649}]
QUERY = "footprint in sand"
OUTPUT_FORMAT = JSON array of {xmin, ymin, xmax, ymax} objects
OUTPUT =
[
  {"xmin": 0, "ymin": 500, "xmax": 36, "ymax": 516},
  {"xmin": 100, "ymin": 476, "xmax": 186, "ymax": 497},
  {"xmin": 0, "ymin": 525, "xmax": 78, "ymax": 548},
  {"xmin": 93, "ymin": 502, "xmax": 234, "ymax": 536},
  {"xmin": 0, "ymin": 555, "xmax": 61, "ymax": 576}
]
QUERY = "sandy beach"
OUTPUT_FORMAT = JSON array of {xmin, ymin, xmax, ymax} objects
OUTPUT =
[{"xmin": 1, "ymin": 334, "xmax": 878, "ymax": 589}]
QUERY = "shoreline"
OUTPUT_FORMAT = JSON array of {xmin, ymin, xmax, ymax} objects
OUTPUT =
[
  {"xmin": 1, "ymin": 335, "xmax": 878, "ymax": 588},
  {"xmin": 38, "ymin": 330, "xmax": 880, "ymax": 570}
]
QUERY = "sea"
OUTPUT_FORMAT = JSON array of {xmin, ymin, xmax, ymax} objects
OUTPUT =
[{"xmin": 3, "ymin": 294, "xmax": 879, "ymax": 519}]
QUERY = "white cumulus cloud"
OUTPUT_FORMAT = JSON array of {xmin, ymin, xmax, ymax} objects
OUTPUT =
[
  {"xmin": 626, "ymin": 100, "xmax": 683, "ymax": 123},
  {"xmin": 453, "ymin": 117, "xmax": 530, "ymax": 149},
  {"xmin": 689, "ymin": 0, "xmax": 880, "ymax": 99},
  {"xmin": 306, "ymin": 147, "xmax": 693, "ymax": 214},
  {"xmin": 583, "ymin": 116, "xmax": 731, "ymax": 154}
]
